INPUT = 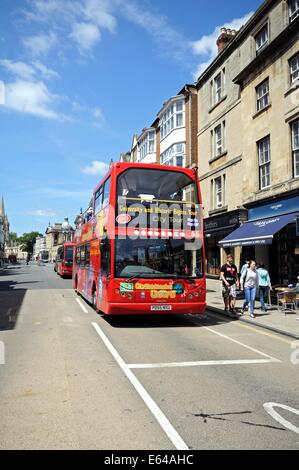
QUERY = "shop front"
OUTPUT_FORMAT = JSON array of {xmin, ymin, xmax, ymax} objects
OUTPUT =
[
  {"xmin": 219, "ymin": 194, "xmax": 299, "ymax": 285},
  {"xmin": 204, "ymin": 209, "xmax": 248, "ymax": 277}
]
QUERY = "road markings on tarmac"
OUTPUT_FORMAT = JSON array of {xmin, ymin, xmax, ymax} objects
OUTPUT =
[
  {"xmin": 204, "ymin": 326, "xmax": 281, "ymax": 363},
  {"xmin": 128, "ymin": 359, "xmax": 279, "ymax": 369},
  {"xmin": 264, "ymin": 403, "xmax": 299, "ymax": 434},
  {"xmin": 76, "ymin": 298, "xmax": 88, "ymax": 313},
  {"xmin": 209, "ymin": 312, "xmax": 294, "ymax": 345},
  {"xmin": 91, "ymin": 321, "xmax": 188, "ymax": 451}
]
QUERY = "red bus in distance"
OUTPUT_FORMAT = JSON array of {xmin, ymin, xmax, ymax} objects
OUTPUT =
[
  {"xmin": 54, "ymin": 242, "xmax": 74, "ymax": 278},
  {"xmin": 73, "ymin": 162, "xmax": 206, "ymax": 315}
]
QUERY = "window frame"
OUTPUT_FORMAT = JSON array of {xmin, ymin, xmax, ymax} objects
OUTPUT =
[
  {"xmin": 256, "ymin": 78, "xmax": 270, "ymax": 111},
  {"xmin": 289, "ymin": 0, "xmax": 299, "ymax": 22},
  {"xmin": 255, "ymin": 24, "xmax": 268, "ymax": 55},
  {"xmin": 258, "ymin": 136, "xmax": 271, "ymax": 190},
  {"xmin": 291, "ymin": 119, "xmax": 299, "ymax": 178},
  {"xmin": 160, "ymin": 142, "xmax": 186, "ymax": 168},
  {"xmin": 214, "ymin": 124, "xmax": 223, "ymax": 157},
  {"xmin": 160, "ymin": 100, "xmax": 185, "ymax": 140},
  {"xmin": 290, "ymin": 54, "xmax": 299, "ymax": 84}
]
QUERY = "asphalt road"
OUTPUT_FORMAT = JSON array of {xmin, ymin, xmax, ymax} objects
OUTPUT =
[{"xmin": 0, "ymin": 263, "xmax": 298, "ymax": 450}]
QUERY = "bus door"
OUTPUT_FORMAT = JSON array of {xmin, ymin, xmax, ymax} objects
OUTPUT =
[{"xmin": 98, "ymin": 237, "xmax": 110, "ymax": 311}]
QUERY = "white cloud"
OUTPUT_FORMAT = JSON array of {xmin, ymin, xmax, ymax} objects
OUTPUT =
[
  {"xmin": 93, "ymin": 107, "xmax": 105, "ymax": 128},
  {"xmin": 70, "ymin": 22, "xmax": 101, "ymax": 54},
  {"xmin": 191, "ymin": 12, "xmax": 254, "ymax": 80},
  {"xmin": 0, "ymin": 60, "xmax": 36, "ymax": 80},
  {"xmin": 82, "ymin": 160, "xmax": 109, "ymax": 175},
  {"xmin": 23, "ymin": 31, "xmax": 58, "ymax": 56},
  {"xmin": 0, "ymin": 59, "xmax": 58, "ymax": 81},
  {"xmin": 27, "ymin": 209, "xmax": 57, "ymax": 217},
  {"xmin": 24, "ymin": 0, "xmax": 186, "ymax": 61},
  {"xmin": 83, "ymin": 0, "xmax": 117, "ymax": 33},
  {"xmin": 32, "ymin": 61, "xmax": 59, "ymax": 79},
  {"xmin": 3, "ymin": 80, "xmax": 65, "ymax": 120}
]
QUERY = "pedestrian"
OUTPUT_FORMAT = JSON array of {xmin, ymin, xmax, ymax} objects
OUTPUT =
[
  {"xmin": 257, "ymin": 263, "xmax": 272, "ymax": 312},
  {"xmin": 240, "ymin": 260, "xmax": 259, "ymax": 318},
  {"xmin": 220, "ymin": 254, "xmax": 239, "ymax": 314},
  {"xmin": 240, "ymin": 258, "xmax": 250, "ymax": 276}
]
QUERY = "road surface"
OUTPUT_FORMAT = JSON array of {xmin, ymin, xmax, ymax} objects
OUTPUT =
[{"xmin": 0, "ymin": 263, "xmax": 298, "ymax": 449}]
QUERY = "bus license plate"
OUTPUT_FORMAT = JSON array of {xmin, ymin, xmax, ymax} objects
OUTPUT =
[{"xmin": 151, "ymin": 305, "xmax": 172, "ymax": 311}]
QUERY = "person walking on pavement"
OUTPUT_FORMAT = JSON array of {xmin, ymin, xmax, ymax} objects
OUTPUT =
[
  {"xmin": 257, "ymin": 263, "xmax": 272, "ymax": 312},
  {"xmin": 240, "ymin": 258, "xmax": 250, "ymax": 276},
  {"xmin": 240, "ymin": 260, "xmax": 259, "ymax": 318},
  {"xmin": 220, "ymin": 254, "xmax": 239, "ymax": 314}
]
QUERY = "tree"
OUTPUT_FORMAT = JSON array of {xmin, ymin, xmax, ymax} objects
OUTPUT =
[
  {"xmin": 8, "ymin": 232, "xmax": 18, "ymax": 242},
  {"xmin": 18, "ymin": 232, "xmax": 42, "ymax": 254}
]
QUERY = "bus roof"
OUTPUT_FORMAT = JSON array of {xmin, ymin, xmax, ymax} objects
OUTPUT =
[{"xmin": 93, "ymin": 162, "xmax": 198, "ymax": 195}]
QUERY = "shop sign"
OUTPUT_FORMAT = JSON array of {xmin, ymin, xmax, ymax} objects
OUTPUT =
[
  {"xmin": 204, "ymin": 210, "xmax": 244, "ymax": 233},
  {"xmin": 248, "ymin": 195, "xmax": 299, "ymax": 221}
]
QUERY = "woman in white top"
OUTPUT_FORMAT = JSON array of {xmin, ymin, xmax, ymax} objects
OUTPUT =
[{"xmin": 240, "ymin": 260, "xmax": 259, "ymax": 318}]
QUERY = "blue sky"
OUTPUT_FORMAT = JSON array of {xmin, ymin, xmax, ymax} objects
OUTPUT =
[{"xmin": 0, "ymin": 0, "xmax": 261, "ymax": 236}]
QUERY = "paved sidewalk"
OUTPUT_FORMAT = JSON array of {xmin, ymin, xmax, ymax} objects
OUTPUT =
[{"xmin": 206, "ymin": 278, "xmax": 299, "ymax": 340}]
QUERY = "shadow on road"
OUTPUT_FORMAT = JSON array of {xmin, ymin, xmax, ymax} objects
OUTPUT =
[
  {"xmin": 0, "ymin": 276, "xmax": 27, "ymax": 331},
  {"xmin": 102, "ymin": 312, "xmax": 239, "ymax": 329}
]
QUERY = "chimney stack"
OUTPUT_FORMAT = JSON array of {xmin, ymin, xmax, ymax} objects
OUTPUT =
[{"xmin": 216, "ymin": 28, "xmax": 237, "ymax": 53}]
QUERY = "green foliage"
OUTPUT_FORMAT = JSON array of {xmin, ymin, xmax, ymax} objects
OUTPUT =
[
  {"xmin": 8, "ymin": 232, "xmax": 18, "ymax": 242},
  {"xmin": 18, "ymin": 232, "xmax": 42, "ymax": 254}
]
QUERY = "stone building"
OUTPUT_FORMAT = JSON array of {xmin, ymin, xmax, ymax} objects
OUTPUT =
[
  {"xmin": 45, "ymin": 218, "xmax": 74, "ymax": 261},
  {"xmin": 219, "ymin": 0, "xmax": 299, "ymax": 284},
  {"xmin": 196, "ymin": 0, "xmax": 299, "ymax": 283}
]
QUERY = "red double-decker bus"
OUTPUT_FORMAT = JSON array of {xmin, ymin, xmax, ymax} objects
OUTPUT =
[
  {"xmin": 73, "ymin": 162, "xmax": 206, "ymax": 315},
  {"xmin": 54, "ymin": 242, "xmax": 74, "ymax": 278}
]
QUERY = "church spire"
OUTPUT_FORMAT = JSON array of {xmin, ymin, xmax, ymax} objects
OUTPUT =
[{"xmin": 0, "ymin": 195, "xmax": 5, "ymax": 217}]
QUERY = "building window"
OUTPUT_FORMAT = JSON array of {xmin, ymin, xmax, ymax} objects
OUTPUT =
[
  {"xmin": 256, "ymin": 79, "xmax": 269, "ymax": 111},
  {"xmin": 255, "ymin": 25, "xmax": 268, "ymax": 55},
  {"xmin": 139, "ymin": 130, "xmax": 156, "ymax": 160},
  {"xmin": 258, "ymin": 136, "xmax": 271, "ymax": 189},
  {"xmin": 290, "ymin": 54, "xmax": 299, "ymax": 84},
  {"xmin": 292, "ymin": 120, "xmax": 299, "ymax": 178},
  {"xmin": 214, "ymin": 176, "xmax": 223, "ymax": 209},
  {"xmin": 213, "ymin": 122, "xmax": 225, "ymax": 157},
  {"xmin": 289, "ymin": 0, "xmax": 299, "ymax": 22},
  {"xmin": 214, "ymin": 73, "xmax": 222, "ymax": 104},
  {"xmin": 160, "ymin": 142, "xmax": 186, "ymax": 167},
  {"xmin": 160, "ymin": 100, "xmax": 185, "ymax": 140}
]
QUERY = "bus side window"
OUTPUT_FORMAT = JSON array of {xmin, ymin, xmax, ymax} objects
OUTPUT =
[
  {"xmin": 101, "ymin": 238, "xmax": 110, "ymax": 277},
  {"xmin": 94, "ymin": 186, "xmax": 103, "ymax": 214},
  {"xmin": 80, "ymin": 245, "xmax": 86, "ymax": 267},
  {"xmin": 103, "ymin": 177, "xmax": 111, "ymax": 208},
  {"xmin": 85, "ymin": 243, "xmax": 90, "ymax": 267}
]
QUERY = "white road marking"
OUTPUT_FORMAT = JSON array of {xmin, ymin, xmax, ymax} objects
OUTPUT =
[
  {"xmin": 128, "ymin": 359, "xmax": 279, "ymax": 369},
  {"xmin": 204, "ymin": 326, "xmax": 281, "ymax": 362},
  {"xmin": 264, "ymin": 403, "xmax": 299, "ymax": 434},
  {"xmin": 76, "ymin": 298, "xmax": 88, "ymax": 313},
  {"xmin": 91, "ymin": 321, "xmax": 188, "ymax": 451}
]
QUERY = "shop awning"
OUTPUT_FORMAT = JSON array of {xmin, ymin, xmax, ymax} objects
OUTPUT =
[{"xmin": 219, "ymin": 212, "xmax": 299, "ymax": 248}]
